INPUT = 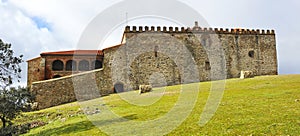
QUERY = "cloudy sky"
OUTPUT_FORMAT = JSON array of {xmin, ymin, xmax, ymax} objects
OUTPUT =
[{"xmin": 0, "ymin": 0, "xmax": 299, "ymax": 86}]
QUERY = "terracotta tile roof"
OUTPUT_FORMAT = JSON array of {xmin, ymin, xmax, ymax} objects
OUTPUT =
[
  {"xmin": 102, "ymin": 44, "xmax": 124, "ymax": 51},
  {"xmin": 39, "ymin": 44, "xmax": 124, "ymax": 57},
  {"xmin": 26, "ymin": 56, "xmax": 41, "ymax": 62},
  {"xmin": 40, "ymin": 50, "xmax": 103, "ymax": 56}
]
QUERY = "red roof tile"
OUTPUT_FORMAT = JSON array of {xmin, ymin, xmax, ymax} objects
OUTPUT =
[
  {"xmin": 40, "ymin": 50, "xmax": 103, "ymax": 56},
  {"xmin": 102, "ymin": 44, "xmax": 124, "ymax": 51},
  {"xmin": 26, "ymin": 56, "xmax": 41, "ymax": 62}
]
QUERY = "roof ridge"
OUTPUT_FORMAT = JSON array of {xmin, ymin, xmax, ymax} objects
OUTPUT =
[{"xmin": 40, "ymin": 50, "xmax": 103, "ymax": 56}]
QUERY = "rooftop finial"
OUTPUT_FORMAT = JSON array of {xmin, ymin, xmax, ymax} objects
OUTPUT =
[
  {"xmin": 193, "ymin": 21, "xmax": 201, "ymax": 31},
  {"xmin": 195, "ymin": 21, "xmax": 199, "ymax": 27}
]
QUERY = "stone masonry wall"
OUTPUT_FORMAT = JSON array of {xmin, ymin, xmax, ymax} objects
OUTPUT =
[
  {"xmin": 30, "ymin": 26, "xmax": 277, "ymax": 109},
  {"xmin": 27, "ymin": 57, "xmax": 45, "ymax": 86},
  {"xmin": 121, "ymin": 26, "xmax": 277, "ymax": 87}
]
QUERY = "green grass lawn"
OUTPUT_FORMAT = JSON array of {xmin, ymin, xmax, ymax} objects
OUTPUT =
[{"xmin": 14, "ymin": 75, "xmax": 300, "ymax": 135}]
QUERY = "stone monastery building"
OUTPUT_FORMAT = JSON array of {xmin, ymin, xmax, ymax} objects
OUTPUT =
[{"xmin": 27, "ymin": 22, "xmax": 278, "ymax": 109}]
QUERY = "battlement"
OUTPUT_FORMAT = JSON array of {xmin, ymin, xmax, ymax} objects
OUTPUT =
[{"xmin": 124, "ymin": 22, "xmax": 275, "ymax": 35}]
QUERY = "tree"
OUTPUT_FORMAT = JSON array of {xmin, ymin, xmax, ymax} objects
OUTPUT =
[
  {"xmin": 0, "ymin": 39, "xmax": 23, "ymax": 90},
  {"xmin": 0, "ymin": 87, "xmax": 33, "ymax": 128},
  {"xmin": 0, "ymin": 39, "xmax": 33, "ymax": 129}
]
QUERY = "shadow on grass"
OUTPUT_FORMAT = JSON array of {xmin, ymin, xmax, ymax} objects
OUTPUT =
[
  {"xmin": 92, "ymin": 114, "xmax": 138, "ymax": 127},
  {"xmin": 27, "ymin": 114, "xmax": 138, "ymax": 135},
  {"xmin": 27, "ymin": 120, "xmax": 95, "ymax": 136}
]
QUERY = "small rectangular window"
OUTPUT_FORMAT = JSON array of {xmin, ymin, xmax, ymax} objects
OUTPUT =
[
  {"xmin": 202, "ymin": 39, "xmax": 207, "ymax": 46},
  {"xmin": 154, "ymin": 46, "xmax": 158, "ymax": 57},
  {"xmin": 205, "ymin": 61, "xmax": 211, "ymax": 70}
]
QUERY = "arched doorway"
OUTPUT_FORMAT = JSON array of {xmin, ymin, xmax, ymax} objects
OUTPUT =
[
  {"xmin": 53, "ymin": 75, "xmax": 62, "ymax": 78},
  {"xmin": 113, "ymin": 82, "xmax": 124, "ymax": 93}
]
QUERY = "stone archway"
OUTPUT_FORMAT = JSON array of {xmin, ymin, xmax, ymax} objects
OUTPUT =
[
  {"xmin": 66, "ymin": 60, "xmax": 77, "ymax": 71},
  {"xmin": 78, "ymin": 60, "xmax": 90, "ymax": 71},
  {"xmin": 129, "ymin": 52, "xmax": 181, "ymax": 89},
  {"xmin": 113, "ymin": 82, "xmax": 124, "ymax": 93},
  {"xmin": 53, "ymin": 75, "xmax": 62, "ymax": 78},
  {"xmin": 52, "ymin": 60, "xmax": 64, "ymax": 71}
]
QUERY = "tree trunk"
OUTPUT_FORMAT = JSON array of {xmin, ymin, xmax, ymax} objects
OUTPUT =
[{"xmin": 0, "ymin": 116, "xmax": 6, "ymax": 128}]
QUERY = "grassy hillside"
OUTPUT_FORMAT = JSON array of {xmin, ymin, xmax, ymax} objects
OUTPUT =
[{"xmin": 14, "ymin": 75, "xmax": 300, "ymax": 135}]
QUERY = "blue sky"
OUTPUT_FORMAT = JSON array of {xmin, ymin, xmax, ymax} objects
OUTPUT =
[
  {"xmin": 0, "ymin": 0, "xmax": 299, "ymax": 86},
  {"xmin": 30, "ymin": 16, "xmax": 51, "ymax": 30}
]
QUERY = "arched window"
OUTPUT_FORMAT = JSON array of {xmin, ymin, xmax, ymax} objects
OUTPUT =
[
  {"xmin": 248, "ymin": 50, "xmax": 255, "ymax": 58},
  {"xmin": 78, "ymin": 60, "xmax": 89, "ymax": 71},
  {"xmin": 205, "ymin": 61, "xmax": 211, "ymax": 70},
  {"xmin": 154, "ymin": 46, "xmax": 158, "ymax": 57},
  {"xmin": 66, "ymin": 60, "xmax": 77, "ymax": 71},
  {"xmin": 92, "ymin": 60, "xmax": 103, "ymax": 69},
  {"xmin": 52, "ymin": 60, "xmax": 64, "ymax": 71},
  {"xmin": 201, "ymin": 39, "xmax": 207, "ymax": 46}
]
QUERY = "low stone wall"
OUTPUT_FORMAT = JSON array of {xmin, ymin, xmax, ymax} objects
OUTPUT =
[{"xmin": 31, "ymin": 68, "xmax": 113, "ymax": 110}]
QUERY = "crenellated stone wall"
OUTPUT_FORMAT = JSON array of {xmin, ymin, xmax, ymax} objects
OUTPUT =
[{"xmin": 120, "ymin": 25, "xmax": 277, "ymax": 86}]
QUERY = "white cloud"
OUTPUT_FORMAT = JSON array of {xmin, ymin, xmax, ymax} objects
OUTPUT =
[
  {"xmin": 182, "ymin": 0, "xmax": 300, "ymax": 75},
  {"xmin": 9, "ymin": 0, "xmax": 122, "ymax": 50},
  {"xmin": 0, "ymin": 0, "xmax": 123, "ymax": 86},
  {"xmin": 0, "ymin": 1, "xmax": 61, "ymax": 86},
  {"xmin": 0, "ymin": 0, "xmax": 299, "ymax": 87}
]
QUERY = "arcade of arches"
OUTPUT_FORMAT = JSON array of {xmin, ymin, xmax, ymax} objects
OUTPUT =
[{"xmin": 52, "ymin": 59, "xmax": 103, "ymax": 72}]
